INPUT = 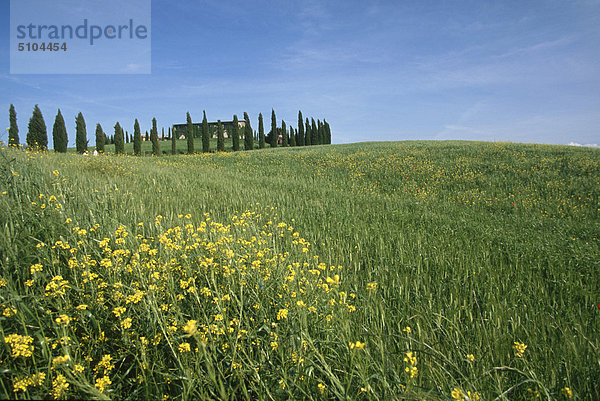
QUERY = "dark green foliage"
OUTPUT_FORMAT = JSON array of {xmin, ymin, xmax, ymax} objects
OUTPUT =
[
  {"xmin": 52, "ymin": 109, "xmax": 68, "ymax": 153},
  {"xmin": 311, "ymin": 118, "xmax": 318, "ymax": 145},
  {"xmin": 171, "ymin": 127, "xmax": 176, "ymax": 155},
  {"xmin": 114, "ymin": 122, "xmax": 124, "ymax": 154},
  {"xmin": 133, "ymin": 119, "xmax": 142, "ymax": 156},
  {"xmin": 95, "ymin": 123, "xmax": 105, "ymax": 153},
  {"xmin": 317, "ymin": 120, "xmax": 323, "ymax": 145},
  {"xmin": 305, "ymin": 118, "xmax": 311, "ymax": 146},
  {"xmin": 232, "ymin": 115, "xmax": 240, "ymax": 151},
  {"xmin": 297, "ymin": 111, "xmax": 304, "ymax": 146},
  {"xmin": 244, "ymin": 112, "xmax": 254, "ymax": 150},
  {"xmin": 186, "ymin": 112, "xmax": 194, "ymax": 154},
  {"xmin": 27, "ymin": 105, "xmax": 48, "ymax": 151},
  {"xmin": 8, "ymin": 104, "xmax": 19, "ymax": 147},
  {"xmin": 202, "ymin": 111, "xmax": 210, "ymax": 153},
  {"xmin": 282, "ymin": 120, "xmax": 288, "ymax": 147},
  {"xmin": 75, "ymin": 112, "xmax": 87, "ymax": 153},
  {"xmin": 270, "ymin": 109, "xmax": 277, "ymax": 148},
  {"xmin": 151, "ymin": 118, "xmax": 160, "ymax": 156},
  {"xmin": 258, "ymin": 113, "xmax": 265, "ymax": 149},
  {"xmin": 323, "ymin": 120, "xmax": 331, "ymax": 144},
  {"xmin": 289, "ymin": 127, "xmax": 296, "ymax": 147},
  {"xmin": 217, "ymin": 120, "xmax": 224, "ymax": 152}
]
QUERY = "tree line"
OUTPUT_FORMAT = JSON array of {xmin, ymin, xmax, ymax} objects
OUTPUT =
[{"xmin": 6, "ymin": 105, "xmax": 332, "ymax": 155}]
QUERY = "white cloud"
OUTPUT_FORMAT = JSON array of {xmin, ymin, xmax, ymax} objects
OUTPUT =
[{"xmin": 568, "ymin": 142, "xmax": 600, "ymax": 147}]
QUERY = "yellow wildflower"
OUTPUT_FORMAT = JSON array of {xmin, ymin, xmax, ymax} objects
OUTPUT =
[
  {"xmin": 349, "ymin": 341, "xmax": 366, "ymax": 350},
  {"xmin": 112, "ymin": 306, "xmax": 126, "ymax": 318},
  {"xmin": 30, "ymin": 263, "xmax": 43, "ymax": 274},
  {"xmin": 4, "ymin": 334, "xmax": 34, "ymax": 358},
  {"xmin": 52, "ymin": 355, "xmax": 71, "ymax": 368},
  {"xmin": 513, "ymin": 341, "xmax": 527, "ymax": 357},
  {"xmin": 3, "ymin": 306, "xmax": 16, "ymax": 317},
  {"xmin": 183, "ymin": 320, "xmax": 197, "ymax": 335},
  {"xmin": 121, "ymin": 318, "xmax": 132, "ymax": 330},
  {"xmin": 51, "ymin": 374, "xmax": 69, "ymax": 399},
  {"xmin": 95, "ymin": 375, "xmax": 112, "ymax": 394},
  {"xmin": 277, "ymin": 308, "xmax": 288, "ymax": 320},
  {"xmin": 95, "ymin": 354, "xmax": 115, "ymax": 374},
  {"xmin": 55, "ymin": 314, "xmax": 72, "ymax": 325},
  {"xmin": 451, "ymin": 388, "xmax": 464, "ymax": 400}
]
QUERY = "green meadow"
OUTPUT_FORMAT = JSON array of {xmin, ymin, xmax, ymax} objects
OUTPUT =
[{"xmin": 0, "ymin": 140, "xmax": 598, "ymax": 400}]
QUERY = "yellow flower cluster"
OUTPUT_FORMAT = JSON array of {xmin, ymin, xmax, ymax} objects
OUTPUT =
[
  {"xmin": 513, "ymin": 341, "xmax": 527, "ymax": 358},
  {"xmin": 451, "ymin": 387, "xmax": 481, "ymax": 401},
  {"xmin": 403, "ymin": 352, "xmax": 418, "ymax": 379},
  {"xmin": 95, "ymin": 375, "xmax": 112, "ymax": 393},
  {"xmin": 12, "ymin": 372, "xmax": 46, "ymax": 393},
  {"xmin": 4, "ymin": 334, "xmax": 34, "ymax": 358},
  {"xmin": 349, "ymin": 341, "xmax": 365, "ymax": 350},
  {"xmin": 51, "ymin": 374, "xmax": 69, "ymax": 399}
]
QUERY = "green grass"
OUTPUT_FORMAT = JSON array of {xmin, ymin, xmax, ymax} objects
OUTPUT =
[{"xmin": 0, "ymin": 141, "xmax": 598, "ymax": 400}]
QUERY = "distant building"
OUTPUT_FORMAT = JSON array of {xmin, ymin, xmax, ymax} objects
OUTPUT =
[{"xmin": 172, "ymin": 120, "xmax": 246, "ymax": 139}]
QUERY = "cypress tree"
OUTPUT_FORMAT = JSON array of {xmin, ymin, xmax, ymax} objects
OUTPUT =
[
  {"xmin": 232, "ymin": 115, "xmax": 240, "ymax": 151},
  {"xmin": 202, "ymin": 111, "xmax": 210, "ymax": 153},
  {"xmin": 186, "ymin": 112, "xmax": 194, "ymax": 154},
  {"xmin": 27, "ymin": 105, "xmax": 47, "ymax": 150},
  {"xmin": 133, "ymin": 119, "xmax": 142, "ymax": 155},
  {"xmin": 324, "ymin": 120, "xmax": 331, "ymax": 144},
  {"xmin": 311, "ymin": 118, "xmax": 318, "ymax": 145},
  {"xmin": 243, "ymin": 112, "xmax": 253, "ymax": 150},
  {"xmin": 305, "ymin": 118, "xmax": 311, "ymax": 146},
  {"xmin": 258, "ymin": 113, "xmax": 265, "ymax": 149},
  {"xmin": 95, "ymin": 123, "xmax": 105, "ymax": 153},
  {"xmin": 282, "ymin": 120, "xmax": 288, "ymax": 147},
  {"xmin": 8, "ymin": 104, "xmax": 19, "ymax": 147},
  {"xmin": 289, "ymin": 126, "xmax": 296, "ymax": 147},
  {"xmin": 217, "ymin": 120, "xmax": 224, "ymax": 151},
  {"xmin": 151, "ymin": 117, "xmax": 160, "ymax": 156},
  {"xmin": 317, "ymin": 120, "xmax": 323, "ymax": 145},
  {"xmin": 270, "ymin": 109, "xmax": 277, "ymax": 148},
  {"xmin": 75, "ymin": 112, "xmax": 88, "ymax": 153},
  {"xmin": 297, "ymin": 111, "xmax": 305, "ymax": 146},
  {"xmin": 52, "ymin": 109, "xmax": 68, "ymax": 152},
  {"xmin": 161, "ymin": 127, "xmax": 164, "ymax": 141},
  {"xmin": 114, "ymin": 122, "xmax": 124, "ymax": 154},
  {"xmin": 171, "ymin": 127, "xmax": 176, "ymax": 154}
]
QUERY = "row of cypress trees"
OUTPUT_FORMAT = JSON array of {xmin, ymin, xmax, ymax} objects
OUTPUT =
[
  {"xmin": 7, "ymin": 105, "xmax": 164, "ymax": 156},
  {"xmin": 7, "ymin": 105, "xmax": 332, "ymax": 155},
  {"xmin": 182, "ymin": 109, "xmax": 331, "ymax": 155}
]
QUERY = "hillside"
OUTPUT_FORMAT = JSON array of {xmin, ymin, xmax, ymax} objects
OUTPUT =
[{"xmin": 1, "ymin": 141, "xmax": 598, "ymax": 400}]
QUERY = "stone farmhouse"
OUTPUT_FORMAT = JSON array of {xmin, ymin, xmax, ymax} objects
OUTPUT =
[{"xmin": 172, "ymin": 120, "xmax": 246, "ymax": 140}]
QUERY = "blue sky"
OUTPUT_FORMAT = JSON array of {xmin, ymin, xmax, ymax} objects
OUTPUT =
[{"xmin": 1, "ymin": 0, "xmax": 599, "ymax": 147}]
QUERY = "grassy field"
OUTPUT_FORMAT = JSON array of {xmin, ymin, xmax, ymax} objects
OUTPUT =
[{"xmin": 0, "ymin": 140, "xmax": 598, "ymax": 400}]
